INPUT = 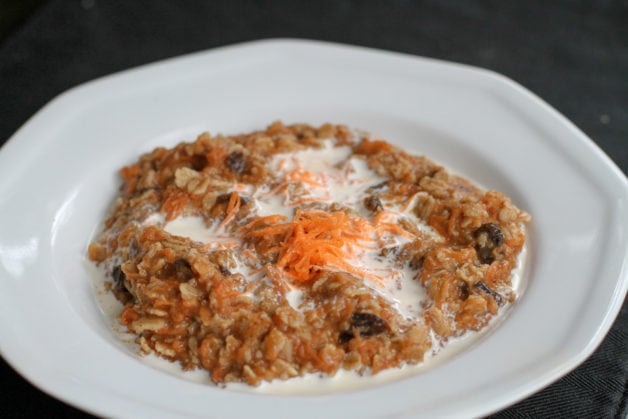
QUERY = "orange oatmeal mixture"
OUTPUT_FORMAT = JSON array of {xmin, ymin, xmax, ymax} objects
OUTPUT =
[{"xmin": 88, "ymin": 122, "xmax": 530, "ymax": 386}]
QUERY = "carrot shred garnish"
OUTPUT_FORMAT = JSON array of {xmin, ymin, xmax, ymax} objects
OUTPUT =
[
  {"xmin": 377, "ymin": 221, "xmax": 415, "ymax": 238},
  {"xmin": 238, "ymin": 214, "xmax": 288, "ymax": 233},
  {"xmin": 216, "ymin": 192, "xmax": 241, "ymax": 231},
  {"xmin": 162, "ymin": 190, "xmax": 189, "ymax": 221},
  {"xmin": 243, "ymin": 209, "xmax": 383, "ymax": 283},
  {"xmin": 400, "ymin": 193, "xmax": 419, "ymax": 212},
  {"xmin": 373, "ymin": 210, "xmax": 415, "ymax": 238},
  {"xmin": 285, "ymin": 168, "xmax": 326, "ymax": 187}
]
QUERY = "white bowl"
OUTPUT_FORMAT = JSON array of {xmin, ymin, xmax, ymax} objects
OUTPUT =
[{"xmin": 0, "ymin": 39, "xmax": 626, "ymax": 418}]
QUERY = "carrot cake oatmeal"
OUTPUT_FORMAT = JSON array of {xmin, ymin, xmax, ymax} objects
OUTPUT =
[{"xmin": 88, "ymin": 121, "xmax": 530, "ymax": 386}]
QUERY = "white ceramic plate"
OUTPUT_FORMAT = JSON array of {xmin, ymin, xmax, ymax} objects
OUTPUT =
[{"xmin": 0, "ymin": 39, "xmax": 626, "ymax": 418}]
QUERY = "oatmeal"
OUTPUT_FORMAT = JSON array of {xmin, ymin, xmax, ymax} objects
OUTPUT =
[{"xmin": 88, "ymin": 121, "xmax": 530, "ymax": 386}]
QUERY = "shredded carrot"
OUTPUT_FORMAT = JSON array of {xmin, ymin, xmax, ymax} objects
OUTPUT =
[
  {"xmin": 285, "ymin": 168, "xmax": 326, "ymax": 187},
  {"xmin": 238, "ymin": 214, "xmax": 288, "ymax": 233},
  {"xmin": 264, "ymin": 264, "xmax": 291, "ymax": 294},
  {"xmin": 401, "ymin": 193, "xmax": 419, "ymax": 212},
  {"xmin": 377, "ymin": 221, "xmax": 415, "ymax": 238},
  {"xmin": 216, "ymin": 191, "xmax": 241, "ymax": 231},
  {"xmin": 243, "ymin": 209, "xmax": 382, "ymax": 283},
  {"xmin": 260, "ymin": 183, "xmax": 288, "ymax": 198},
  {"xmin": 162, "ymin": 190, "xmax": 189, "ymax": 221},
  {"xmin": 373, "ymin": 210, "xmax": 397, "ymax": 225},
  {"xmin": 280, "ymin": 167, "xmax": 331, "ymax": 206},
  {"xmin": 372, "ymin": 210, "xmax": 414, "ymax": 238}
]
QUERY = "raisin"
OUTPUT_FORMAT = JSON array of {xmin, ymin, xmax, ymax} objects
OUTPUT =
[
  {"xmin": 409, "ymin": 255, "xmax": 425, "ymax": 270},
  {"xmin": 364, "ymin": 195, "xmax": 384, "ymax": 212},
  {"xmin": 190, "ymin": 154, "xmax": 208, "ymax": 171},
  {"xmin": 111, "ymin": 265, "xmax": 133, "ymax": 303},
  {"xmin": 476, "ymin": 247, "xmax": 495, "ymax": 264},
  {"xmin": 380, "ymin": 245, "xmax": 399, "ymax": 258},
  {"xmin": 173, "ymin": 258, "xmax": 194, "ymax": 281},
  {"xmin": 474, "ymin": 281, "xmax": 503, "ymax": 305},
  {"xmin": 474, "ymin": 223, "xmax": 504, "ymax": 264},
  {"xmin": 368, "ymin": 181, "xmax": 389, "ymax": 191},
  {"xmin": 225, "ymin": 151, "xmax": 246, "ymax": 174},
  {"xmin": 219, "ymin": 265, "xmax": 232, "ymax": 276},
  {"xmin": 112, "ymin": 265, "xmax": 126, "ymax": 290},
  {"xmin": 457, "ymin": 281, "xmax": 470, "ymax": 300},
  {"xmin": 159, "ymin": 258, "xmax": 194, "ymax": 281},
  {"xmin": 475, "ymin": 223, "xmax": 504, "ymax": 247},
  {"xmin": 339, "ymin": 312, "xmax": 388, "ymax": 343},
  {"xmin": 338, "ymin": 331, "xmax": 354, "ymax": 344}
]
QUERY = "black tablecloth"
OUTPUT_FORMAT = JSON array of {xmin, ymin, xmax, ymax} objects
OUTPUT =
[{"xmin": 1, "ymin": 1, "xmax": 626, "ymax": 417}]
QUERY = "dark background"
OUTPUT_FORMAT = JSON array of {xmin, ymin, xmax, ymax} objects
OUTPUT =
[{"xmin": 0, "ymin": 0, "xmax": 626, "ymax": 417}]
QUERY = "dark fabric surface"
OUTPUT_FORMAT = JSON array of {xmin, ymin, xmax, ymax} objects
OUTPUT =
[{"xmin": 0, "ymin": 1, "xmax": 626, "ymax": 417}]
